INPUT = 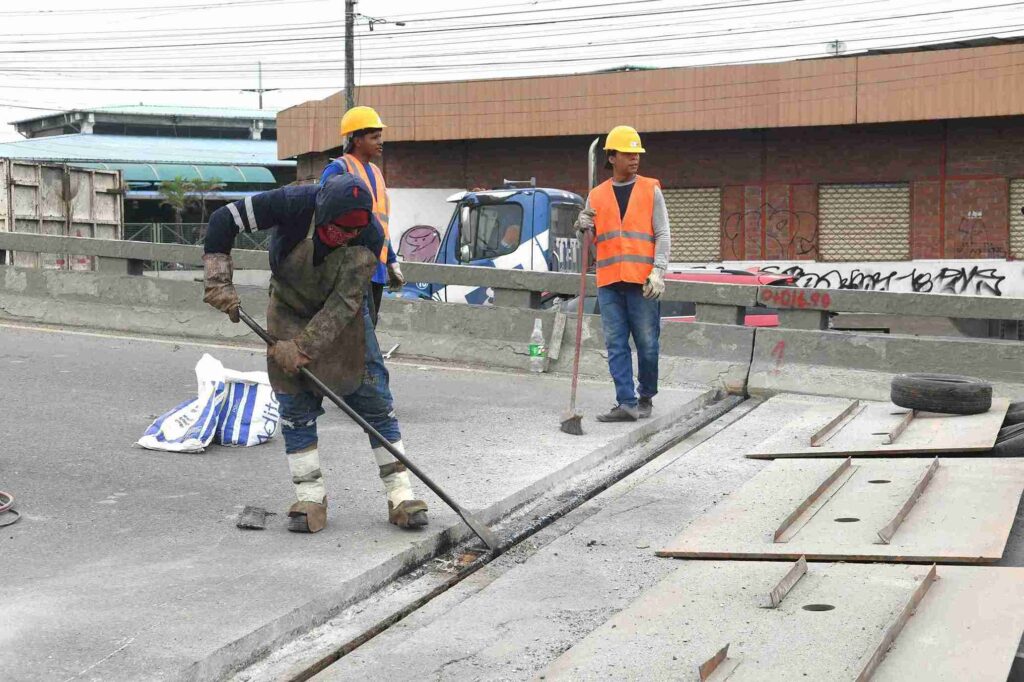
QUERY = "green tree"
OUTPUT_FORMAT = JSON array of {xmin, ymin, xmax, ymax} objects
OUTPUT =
[
  {"xmin": 158, "ymin": 176, "xmax": 193, "ymax": 227},
  {"xmin": 189, "ymin": 177, "xmax": 225, "ymax": 223}
]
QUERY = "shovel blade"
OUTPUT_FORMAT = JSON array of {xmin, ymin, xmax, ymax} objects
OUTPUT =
[{"xmin": 457, "ymin": 506, "xmax": 500, "ymax": 552}]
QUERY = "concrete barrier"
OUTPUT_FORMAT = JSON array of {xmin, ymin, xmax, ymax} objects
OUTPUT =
[
  {"xmin": 749, "ymin": 327, "xmax": 1024, "ymax": 400},
  {"xmin": 0, "ymin": 266, "xmax": 754, "ymax": 394}
]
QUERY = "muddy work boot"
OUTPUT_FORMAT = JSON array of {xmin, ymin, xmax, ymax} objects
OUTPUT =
[
  {"xmin": 379, "ymin": 462, "xmax": 429, "ymax": 528},
  {"xmin": 596, "ymin": 404, "xmax": 639, "ymax": 422},
  {"xmin": 287, "ymin": 499, "xmax": 328, "ymax": 533},
  {"xmin": 638, "ymin": 397, "xmax": 653, "ymax": 419},
  {"xmin": 287, "ymin": 446, "xmax": 328, "ymax": 533}
]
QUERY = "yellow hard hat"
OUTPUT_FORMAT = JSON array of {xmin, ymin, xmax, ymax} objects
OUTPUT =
[
  {"xmin": 604, "ymin": 125, "xmax": 645, "ymax": 153},
  {"xmin": 340, "ymin": 106, "xmax": 387, "ymax": 137}
]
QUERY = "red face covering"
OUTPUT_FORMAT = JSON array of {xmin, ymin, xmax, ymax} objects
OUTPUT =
[{"xmin": 316, "ymin": 209, "xmax": 371, "ymax": 248}]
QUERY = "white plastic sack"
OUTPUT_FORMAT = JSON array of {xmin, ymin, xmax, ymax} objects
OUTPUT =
[{"xmin": 137, "ymin": 354, "xmax": 280, "ymax": 453}]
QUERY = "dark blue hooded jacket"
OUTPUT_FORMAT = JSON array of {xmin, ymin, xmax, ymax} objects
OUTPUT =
[{"xmin": 204, "ymin": 174, "xmax": 385, "ymax": 277}]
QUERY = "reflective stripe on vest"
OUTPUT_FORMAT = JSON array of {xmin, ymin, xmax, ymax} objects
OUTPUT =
[
  {"xmin": 340, "ymin": 155, "xmax": 390, "ymax": 264},
  {"xmin": 588, "ymin": 176, "xmax": 659, "ymax": 287}
]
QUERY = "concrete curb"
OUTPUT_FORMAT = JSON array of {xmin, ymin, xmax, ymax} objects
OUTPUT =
[{"xmin": 180, "ymin": 388, "xmax": 717, "ymax": 681}]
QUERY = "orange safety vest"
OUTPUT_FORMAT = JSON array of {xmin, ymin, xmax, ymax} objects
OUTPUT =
[
  {"xmin": 589, "ymin": 176, "xmax": 659, "ymax": 287},
  {"xmin": 337, "ymin": 154, "xmax": 391, "ymax": 264}
]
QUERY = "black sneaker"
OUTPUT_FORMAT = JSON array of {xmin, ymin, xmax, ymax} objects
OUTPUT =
[
  {"xmin": 639, "ymin": 398, "xmax": 653, "ymax": 419},
  {"xmin": 596, "ymin": 404, "xmax": 639, "ymax": 422}
]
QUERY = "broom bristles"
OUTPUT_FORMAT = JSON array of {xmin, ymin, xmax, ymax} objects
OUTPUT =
[{"xmin": 560, "ymin": 412, "xmax": 584, "ymax": 436}]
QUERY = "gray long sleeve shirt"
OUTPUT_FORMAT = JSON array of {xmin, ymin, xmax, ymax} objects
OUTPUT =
[{"xmin": 584, "ymin": 177, "xmax": 671, "ymax": 270}]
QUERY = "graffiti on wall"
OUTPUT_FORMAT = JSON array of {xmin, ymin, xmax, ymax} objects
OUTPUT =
[
  {"xmin": 397, "ymin": 225, "xmax": 442, "ymax": 263},
  {"xmin": 757, "ymin": 263, "xmax": 1007, "ymax": 297},
  {"xmin": 722, "ymin": 201, "xmax": 818, "ymax": 261}
]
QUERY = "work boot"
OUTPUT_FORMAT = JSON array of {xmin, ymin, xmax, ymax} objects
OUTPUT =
[
  {"xmin": 375, "ymin": 441, "xmax": 429, "ymax": 529},
  {"xmin": 596, "ymin": 404, "xmax": 639, "ymax": 422},
  {"xmin": 639, "ymin": 397, "xmax": 653, "ymax": 419},
  {"xmin": 288, "ymin": 499, "xmax": 328, "ymax": 533},
  {"xmin": 286, "ymin": 446, "xmax": 328, "ymax": 533}
]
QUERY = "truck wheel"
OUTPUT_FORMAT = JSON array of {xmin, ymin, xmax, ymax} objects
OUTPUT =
[
  {"xmin": 1003, "ymin": 400, "xmax": 1024, "ymax": 426},
  {"xmin": 890, "ymin": 373, "xmax": 992, "ymax": 415}
]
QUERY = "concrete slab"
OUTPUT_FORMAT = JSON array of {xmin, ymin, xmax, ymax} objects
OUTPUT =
[
  {"xmin": 295, "ymin": 395, "xmax": 1024, "ymax": 682},
  {"xmin": 658, "ymin": 457, "xmax": 1024, "ymax": 563},
  {"xmin": 0, "ymin": 322, "xmax": 708, "ymax": 681},
  {"xmin": 542, "ymin": 562, "xmax": 1024, "ymax": 682},
  {"xmin": 747, "ymin": 396, "xmax": 1009, "ymax": 458}
]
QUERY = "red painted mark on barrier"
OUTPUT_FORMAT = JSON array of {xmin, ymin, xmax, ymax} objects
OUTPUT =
[
  {"xmin": 760, "ymin": 288, "xmax": 832, "ymax": 310},
  {"xmin": 770, "ymin": 341, "xmax": 786, "ymax": 376}
]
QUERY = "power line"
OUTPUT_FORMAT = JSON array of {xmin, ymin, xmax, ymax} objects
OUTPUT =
[
  {"xmin": 9, "ymin": 18, "xmax": 1021, "ymax": 76},
  {"xmin": 0, "ymin": 0, "xmax": 324, "ymax": 15},
  {"xmin": 0, "ymin": 31, "xmax": 1020, "ymax": 92}
]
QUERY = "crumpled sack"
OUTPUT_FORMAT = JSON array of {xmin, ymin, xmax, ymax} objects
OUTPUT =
[{"xmin": 137, "ymin": 354, "xmax": 281, "ymax": 453}]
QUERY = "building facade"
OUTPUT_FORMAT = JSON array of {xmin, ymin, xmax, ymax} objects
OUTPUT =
[{"xmin": 279, "ymin": 40, "xmax": 1024, "ymax": 296}]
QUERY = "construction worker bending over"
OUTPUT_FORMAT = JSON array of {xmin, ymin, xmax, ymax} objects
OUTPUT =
[
  {"xmin": 201, "ymin": 174, "xmax": 428, "ymax": 534},
  {"xmin": 320, "ymin": 106, "xmax": 404, "ymax": 327},
  {"xmin": 576, "ymin": 125, "xmax": 671, "ymax": 422}
]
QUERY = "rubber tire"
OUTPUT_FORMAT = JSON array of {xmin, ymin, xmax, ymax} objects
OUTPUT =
[
  {"xmin": 992, "ymin": 430, "xmax": 1024, "ymax": 456},
  {"xmin": 890, "ymin": 373, "xmax": 993, "ymax": 415},
  {"xmin": 1003, "ymin": 400, "xmax": 1024, "ymax": 426},
  {"xmin": 996, "ymin": 423, "xmax": 1024, "ymax": 443}
]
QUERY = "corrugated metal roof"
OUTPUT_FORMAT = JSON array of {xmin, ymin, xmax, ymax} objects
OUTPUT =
[
  {"xmin": 0, "ymin": 134, "xmax": 294, "ymax": 166},
  {"xmin": 75, "ymin": 162, "xmax": 276, "ymax": 184},
  {"xmin": 90, "ymin": 104, "xmax": 277, "ymax": 119},
  {"xmin": 11, "ymin": 104, "xmax": 277, "ymax": 125}
]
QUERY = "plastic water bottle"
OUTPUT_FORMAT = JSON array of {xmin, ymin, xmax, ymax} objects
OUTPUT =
[{"xmin": 529, "ymin": 318, "xmax": 546, "ymax": 373}]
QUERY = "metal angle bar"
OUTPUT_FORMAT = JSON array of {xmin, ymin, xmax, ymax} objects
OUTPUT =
[
  {"xmin": 762, "ymin": 556, "xmax": 808, "ymax": 609},
  {"xmin": 809, "ymin": 400, "xmax": 862, "ymax": 447},
  {"xmin": 773, "ymin": 457, "xmax": 853, "ymax": 543},
  {"xmin": 883, "ymin": 409, "xmax": 916, "ymax": 445},
  {"xmin": 854, "ymin": 564, "xmax": 938, "ymax": 682},
  {"xmin": 876, "ymin": 457, "xmax": 940, "ymax": 545},
  {"xmin": 698, "ymin": 643, "xmax": 730, "ymax": 682}
]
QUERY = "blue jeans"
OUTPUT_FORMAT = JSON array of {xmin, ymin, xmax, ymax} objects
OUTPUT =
[
  {"xmin": 597, "ymin": 282, "xmax": 661, "ymax": 408},
  {"xmin": 278, "ymin": 303, "xmax": 400, "ymax": 454}
]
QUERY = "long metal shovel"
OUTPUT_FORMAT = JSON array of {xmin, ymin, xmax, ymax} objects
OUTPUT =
[{"xmin": 237, "ymin": 307, "xmax": 500, "ymax": 551}]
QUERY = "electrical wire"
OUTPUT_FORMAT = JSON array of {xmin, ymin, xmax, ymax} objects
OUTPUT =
[{"xmin": 0, "ymin": 0, "xmax": 1011, "ymax": 54}]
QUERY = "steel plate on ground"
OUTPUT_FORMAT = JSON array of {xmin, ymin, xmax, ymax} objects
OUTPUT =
[
  {"xmin": 657, "ymin": 457, "xmax": 1024, "ymax": 563},
  {"xmin": 746, "ymin": 397, "xmax": 1008, "ymax": 459},
  {"xmin": 541, "ymin": 562, "xmax": 1024, "ymax": 682}
]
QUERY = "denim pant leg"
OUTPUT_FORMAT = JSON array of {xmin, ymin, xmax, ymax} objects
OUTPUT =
[
  {"xmin": 598, "ymin": 283, "xmax": 638, "ymax": 407},
  {"xmin": 343, "ymin": 302, "xmax": 402, "ymax": 449},
  {"xmin": 625, "ymin": 285, "xmax": 661, "ymax": 399},
  {"xmin": 278, "ymin": 392, "xmax": 325, "ymax": 454}
]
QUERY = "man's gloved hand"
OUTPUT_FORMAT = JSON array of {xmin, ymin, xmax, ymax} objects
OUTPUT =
[
  {"xmin": 202, "ymin": 253, "xmax": 240, "ymax": 323},
  {"xmin": 574, "ymin": 207, "xmax": 596, "ymax": 235},
  {"xmin": 269, "ymin": 339, "xmax": 311, "ymax": 376},
  {"xmin": 387, "ymin": 261, "xmax": 406, "ymax": 292},
  {"xmin": 643, "ymin": 267, "xmax": 666, "ymax": 300}
]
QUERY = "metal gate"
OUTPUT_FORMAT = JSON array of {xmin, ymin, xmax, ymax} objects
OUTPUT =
[
  {"xmin": 818, "ymin": 183, "xmax": 910, "ymax": 261},
  {"xmin": 0, "ymin": 159, "xmax": 123, "ymax": 270},
  {"xmin": 663, "ymin": 187, "xmax": 721, "ymax": 263},
  {"xmin": 1011, "ymin": 179, "xmax": 1024, "ymax": 259}
]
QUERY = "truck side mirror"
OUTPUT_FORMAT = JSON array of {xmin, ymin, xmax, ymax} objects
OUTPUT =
[{"xmin": 459, "ymin": 243, "xmax": 472, "ymax": 262}]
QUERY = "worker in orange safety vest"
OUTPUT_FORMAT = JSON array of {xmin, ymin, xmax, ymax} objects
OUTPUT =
[
  {"xmin": 575, "ymin": 125, "xmax": 671, "ymax": 422},
  {"xmin": 321, "ymin": 106, "xmax": 404, "ymax": 327}
]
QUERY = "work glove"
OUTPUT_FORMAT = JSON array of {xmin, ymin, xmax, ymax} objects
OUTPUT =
[
  {"xmin": 202, "ymin": 253, "xmax": 240, "ymax": 323},
  {"xmin": 643, "ymin": 267, "xmax": 666, "ymax": 300},
  {"xmin": 269, "ymin": 339, "xmax": 311, "ymax": 376},
  {"xmin": 574, "ymin": 207, "xmax": 596, "ymax": 236},
  {"xmin": 387, "ymin": 261, "xmax": 406, "ymax": 292}
]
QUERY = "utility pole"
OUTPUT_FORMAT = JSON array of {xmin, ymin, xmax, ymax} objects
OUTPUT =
[
  {"xmin": 241, "ymin": 61, "xmax": 279, "ymax": 110},
  {"xmin": 345, "ymin": 0, "xmax": 356, "ymax": 110}
]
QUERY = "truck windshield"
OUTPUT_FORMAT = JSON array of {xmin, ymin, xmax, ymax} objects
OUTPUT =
[{"xmin": 459, "ymin": 202, "xmax": 524, "ymax": 261}]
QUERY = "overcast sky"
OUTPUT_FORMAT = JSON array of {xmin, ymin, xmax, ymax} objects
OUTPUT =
[{"xmin": 0, "ymin": 0, "xmax": 1021, "ymax": 141}]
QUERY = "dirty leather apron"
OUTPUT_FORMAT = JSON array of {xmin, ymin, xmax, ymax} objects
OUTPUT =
[{"xmin": 266, "ymin": 217, "xmax": 378, "ymax": 397}]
